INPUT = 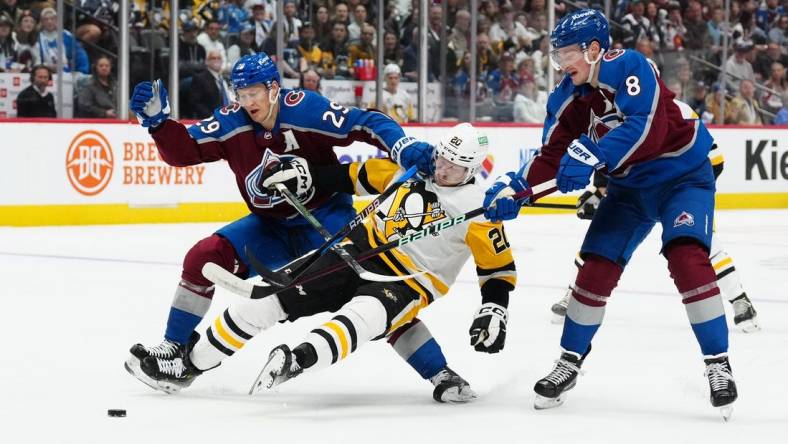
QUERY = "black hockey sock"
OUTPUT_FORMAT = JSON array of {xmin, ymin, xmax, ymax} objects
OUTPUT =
[{"xmin": 293, "ymin": 342, "xmax": 318, "ymax": 369}]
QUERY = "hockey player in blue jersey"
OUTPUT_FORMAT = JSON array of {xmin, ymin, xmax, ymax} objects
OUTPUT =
[
  {"xmin": 483, "ymin": 10, "xmax": 738, "ymax": 417},
  {"xmin": 125, "ymin": 52, "xmax": 470, "ymax": 402}
]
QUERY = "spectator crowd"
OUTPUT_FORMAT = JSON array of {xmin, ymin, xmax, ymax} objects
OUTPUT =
[{"xmin": 0, "ymin": 0, "xmax": 785, "ymax": 124}]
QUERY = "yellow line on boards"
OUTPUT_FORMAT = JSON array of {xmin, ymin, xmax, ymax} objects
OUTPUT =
[{"xmin": 1, "ymin": 193, "xmax": 787, "ymax": 226}]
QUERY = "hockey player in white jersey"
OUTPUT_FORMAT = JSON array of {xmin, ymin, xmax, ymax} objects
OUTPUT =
[{"xmin": 137, "ymin": 123, "xmax": 517, "ymax": 401}]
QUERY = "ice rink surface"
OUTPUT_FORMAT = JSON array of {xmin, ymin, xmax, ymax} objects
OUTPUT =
[{"xmin": 1, "ymin": 210, "xmax": 786, "ymax": 443}]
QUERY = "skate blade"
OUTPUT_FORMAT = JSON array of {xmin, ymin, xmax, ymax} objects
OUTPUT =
[
  {"xmin": 125, "ymin": 357, "xmax": 180, "ymax": 394},
  {"xmin": 534, "ymin": 393, "xmax": 566, "ymax": 410},
  {"xmin": 550, "ymin": 313, "xmax": 566, "ymax": 325},
  {"xmin": 438, "ymin": 386, "xmax": 479, "ymax": 403},
  {"xmin": 720, "ymin": 405, "xmax": 734, "ymax": 422},
  {"xmin": 737, "ymin": 318, "xmax": 761, "ymax": 333},
  {"xmin": 249, "ymin": 349, "xmax": 287, "ymax": 395}
]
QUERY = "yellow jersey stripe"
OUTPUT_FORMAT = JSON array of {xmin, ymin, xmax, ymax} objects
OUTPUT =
[
  {"xmin": 214, "ymin": 317, "xmax": 244, "ymax": 350},
  {"xmin": 710, "ymin": 155, "xmax": 724, "ymax": 166},
  {"xmin": 713, "ymin": 257, "xmax": 733, "ymax": 271},
  {"xmin": 324, "ymin": 321, "xmax": 349, "ymax": 359}
]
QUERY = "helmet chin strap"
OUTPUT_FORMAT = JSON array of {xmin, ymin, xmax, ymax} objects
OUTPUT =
[
  {"xmin": 584, "ymin": 48, "xmax": 605, "ymax": 84},
  {"xmin": 263, "ymin": 83, "xmax": 280, "ymax": 124}
]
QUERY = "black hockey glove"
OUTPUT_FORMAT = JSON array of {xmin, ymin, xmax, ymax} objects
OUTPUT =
[
  {"xmin": 259, "ymin": 157, "xmax": 313, "ymax": 197},
  {"xmin": 469, "ymin": 303, "xmax": 508, "ymax": 353},
  {"xmin": 576, "ymin": 187, "xmax": 605, "ymax": 220}
]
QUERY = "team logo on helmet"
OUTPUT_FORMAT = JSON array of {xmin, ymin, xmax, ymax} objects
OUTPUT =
[
  {"xmin": 377, "ymin": 181, "xmax": 446, "ymax": 239},
  {"xmin": 284, "ymin": 91, "xmax": 305, "ymax": 107}
]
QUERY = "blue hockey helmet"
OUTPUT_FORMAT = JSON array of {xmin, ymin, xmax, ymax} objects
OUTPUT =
[
  {"xmin": 550, "ymin": 9, "xmax": 610, "ymax": 52},
  {"xmin": 230, "ymin": 52, "xmax": 281, "ymax": 91}
]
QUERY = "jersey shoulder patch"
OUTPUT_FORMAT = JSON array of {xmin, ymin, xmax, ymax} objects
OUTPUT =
[
  {"xmin": 598, "ymin": 49, "xmax": 652, "ymax": 91},
  {"xmin": 187, "ymin": 102, "xmax": 254, "ymax": 142},
  {"xmin": 278, "ymin": 88, "xmax": 347, "ymax": 134},
  {"xmin": 602, "ymin": 48, "xmax": 626, "ymax": 62},
  {"xmin": 283, "ymin": 90, "xmax": 306, "ymax": 107}
]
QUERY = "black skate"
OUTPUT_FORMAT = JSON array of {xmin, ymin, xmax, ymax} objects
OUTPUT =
[
  {"xmin": 704, "ymin": 353, "xmax": 738, "ymax": 421},
  {"xmin": 126, "ymin": 332, "xmax": 202, "ymax": 394},
  {"xmin": 730, "ymin": 294, "xmax": 760, "ymax": 333},
  {"xmin": 430, "ymin": 367, "xmax": 478, "ymax": 403},
  {"xmin": 550, "ymin": 287, "xmax": 571, "ymax": 324},
  {"xmin": 249, "ymin": 344, "xmax": 303, "ymax": 394},
  {"xmin": 533, "ymin": 350, "xmax": 585, "ymax": 409}
]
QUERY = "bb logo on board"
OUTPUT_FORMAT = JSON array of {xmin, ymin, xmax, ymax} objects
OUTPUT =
[{"xmin": 66, "ymin": 130, "xmax": 114, "ymax": 196}]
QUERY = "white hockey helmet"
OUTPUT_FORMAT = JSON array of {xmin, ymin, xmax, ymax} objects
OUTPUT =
[{"xmin": 435, "ymin": 123, "xmax": 490, "ymax": 184}]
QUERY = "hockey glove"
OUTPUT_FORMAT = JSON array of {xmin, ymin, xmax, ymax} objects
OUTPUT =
[
  {"xmin": 483, "ymin": 172, "xmax": 530, "ymax": 221},
  {"xmin": 260, "ymin": 157, "xmax": 313, "ymax": 197},
  {"xmin": 391, "ymin": 137, "xmax": 435, "ymax": 176},
  {"xmin": 576, "ymin": 187, "xmax": 605, "ymax": 220},
  {"xmin": 130, "ymin": 79, "xmax": 170, "ymax": 129},
  {"xmin": 556, "ymin": 135, "xmax": 606, "ymax": 194},
  {"xmin": 469, "ymin": 303, "xmax": 508, "ymax": 353}
]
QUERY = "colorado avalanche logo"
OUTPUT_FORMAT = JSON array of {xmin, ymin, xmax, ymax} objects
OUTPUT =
[
  {"xmin": 603, "ymin": 49, "xmax": 625, "ymax": 61},
  {"xmin": 284, "ymin": 91, "xmax": 305, "ymax": 107},
  {"xmin": 377, "ymin": 182, "xmax": 446, "ymax": 239},
  {"xmin": 673, "ymin": 211, "xmax": 695, "ymax": 228},
  {"xmin": 588, "ymin": 92, "xmax": 623, "ymax": 142},
  {"xmin": 245, "ymin": 149, "xmax": 315, "ymax": 208}
]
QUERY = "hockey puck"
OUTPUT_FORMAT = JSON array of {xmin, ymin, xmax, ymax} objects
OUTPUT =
[{"xmin": 107, "ymin": 409, "xmax": 126, "ymax": 417}]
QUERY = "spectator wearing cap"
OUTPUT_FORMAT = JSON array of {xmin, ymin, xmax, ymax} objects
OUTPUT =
[
  {"xmin": 486, "ymin": 51, "xmax": 519, "ymax": 103},
  {"xmin": 513, "ymin": 74, "xmax": 547, "ymax": 123},
  {"xmin": 16, "ymin": 64, "xmax": 55, "ymax": 117},
  {"xmin": 378, "ymin": 63, "xmax": 414, "ymax": 124},
  {"xmin": 197, "ymin": 19, "xmax": 228, "ymax": 73},
  {"xmin": 659, "ymin": 1, "xmax": 686, "ymax": 51},
  {"xmin": 189, "ymin": 50, "xmax": 233, "ymax": 118},
  {"xmin": 297, "ymin": 22, "xmax": 322, "ymax": 72},
  {"xmin": 76, "ymin": 55, "xmax": 117, "ymax": 118},
  {"xmin": 348, "ymin": 4, "xmax": 372, "ymax": 43},
  {"xmin": 0, "ymin": 13, "xmax": 19, "ymax": 72},
  {"xmin": 721, "ymin": 41, "xmax": 756, "ymax": 91},
  {"xmin": 348, "ymin": 23, "xmax": 375, "ymax": 71},
  {"xmin": 227, "ymin": 22, "xmax": 256, "ymax": 68},
  {"xmin": 687, "ymin": 80, "xmax": 710, "ymax": 118},
  {"xmin": 179, "ymin": 20, "xmax": 206, "ymax": 78},
  {"xmin": 220, "ymin": 0, "xmax": 249, "ymax": 34},
  {"xmin": 249, "ymin": 2, "xmax": 272, "ymax": 51},
  {"xmin": 35, "ymin": 7, "xmax": 89, "ymax": 74},
  {"xmin": 280, "ymin": 0, "xmax": 302, "ymax": 44},
  {"xmin": 761, "ymin": 62, "xmax": 787, "ymax": 118},
  {"xmin": 732, "ymin": 78, "xmax": 765, "ymax": 125},
  {"xmin": 319, "ymin": 21, "xmax": 351, "ymax": 79}
]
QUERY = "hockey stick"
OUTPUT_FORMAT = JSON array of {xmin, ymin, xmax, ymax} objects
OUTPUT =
[
  {"xmin": 247, "ymin": 165, "xmax": 419, "ymax": 287},
  {"xmin": 272, "ymin": 181, "xmax": 424, "ymax": 283},
  {"xmin": 206, "ymin": 179, "xmax": 556, "ymax": 300},
  {"xmin": 525, "ymin": 202, "xmax": 576, "ymax": 210}
]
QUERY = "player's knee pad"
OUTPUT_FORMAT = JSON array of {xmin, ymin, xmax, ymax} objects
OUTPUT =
[
  {"xmin": 182, "ymin": 234, "xmax": 244, "ymax": 287},
  {"xmin": 356, "ymin": 282, "xmax": 420, "ymax": 333},
  {"xmin": 231, "ymin": 295, "xmax": 287, "ymax": 330},
  {"xmin": 573, "ymin": 254, "xmax": 623, "ymax": 307},
  {"xmin": 665, "ymin": 238, "xmax": 720, "ymax": 303}
]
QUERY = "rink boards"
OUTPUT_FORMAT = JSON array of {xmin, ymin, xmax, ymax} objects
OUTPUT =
[{"xmin": 0, "ymin": 121, "xmax": 786, "ymax": 226}]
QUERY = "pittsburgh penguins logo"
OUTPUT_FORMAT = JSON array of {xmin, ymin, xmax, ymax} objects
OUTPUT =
[{"xmin": 377, "ymin": 181, "xmax": 446, "ymax": 238}]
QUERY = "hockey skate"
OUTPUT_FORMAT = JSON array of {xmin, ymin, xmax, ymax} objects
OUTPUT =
[
  {"xmin": 704, "ymin": 353, "xmax": 738, "ymax": 421},
  {"xmin": 430, "ymin": 367, "xmax": 478, "ymax": 403},
  {"xmin": 730, "ymin": 294, "xmax": 761, "ymax": 333},
  {"xmin": 249, "ymin": 344, "xmax": 303, "ymax": 394},
  {"xmin": 126, "ymin": 332, "xmax": 202, "ymax": 394},
  {"xmin": 533, "ymin": 350, "xmax": 585, "ymax": 409},
  {"xmin": 550, "ymin": 287, "xmax": 571, "ymax": 324}
]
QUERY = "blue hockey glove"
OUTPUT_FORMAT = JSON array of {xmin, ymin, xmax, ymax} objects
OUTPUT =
[
  {"xmin": 556, "ymin": 135, "xmax": 606, "ymax": 194},
  {"xmin": 483, "ymin": 172, "xmax": 530, "ymax": 221},
  {"xmin": 130, "ymin": 79, "xmax": 171, "ymax": 128},
  {"xmin": 391, "ymin": 137, "xmax": 435, "ymax": 176}
]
